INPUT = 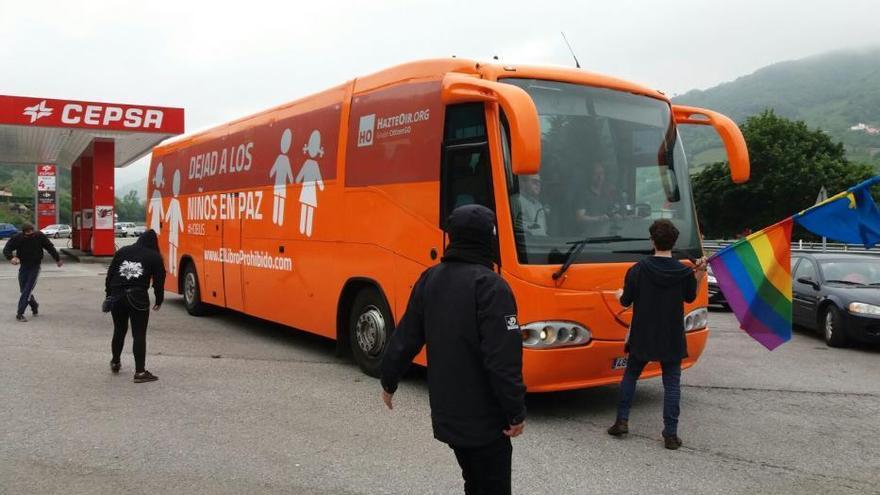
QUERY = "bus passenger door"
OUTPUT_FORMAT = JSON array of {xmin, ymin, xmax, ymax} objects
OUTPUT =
[
  {"xmin": 440, "ymin": 103, "xmax": 495, "ymax": 233},
  {"xmin": 222, "ymin": 192, "xmax": 245, "ymax": 312}
]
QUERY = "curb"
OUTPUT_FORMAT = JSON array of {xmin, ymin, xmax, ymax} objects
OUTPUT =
[{"xmin": 60, "ymin": 248, "xmax": 113, "ymax": 265}]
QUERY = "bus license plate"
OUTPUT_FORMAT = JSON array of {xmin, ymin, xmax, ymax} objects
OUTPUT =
[{"xmin": 612, "ymin": 357, "xmax": 628, "ymax": 370}]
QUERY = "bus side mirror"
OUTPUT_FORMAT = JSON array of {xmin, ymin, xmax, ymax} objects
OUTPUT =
[
  {"xmin": 672, "ymin": 105, "xmax": 750, "ymax": 184},
  {"xmin": 441, "ymin": 74, "xmax": 541, "ymax": 175}
]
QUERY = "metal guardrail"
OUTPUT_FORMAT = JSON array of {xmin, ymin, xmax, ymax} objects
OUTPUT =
[{"xmin": 703, "ymin": 240, "xmax": 880, "ymax": 256}]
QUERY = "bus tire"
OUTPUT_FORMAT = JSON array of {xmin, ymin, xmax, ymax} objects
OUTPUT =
[
  {"xmin": 182, "ymin": 263, "xmax": 211, "ymax": 316},
  {"xmin": 349, "ymin": 288, "xmax": 393, "ymax": 378}
]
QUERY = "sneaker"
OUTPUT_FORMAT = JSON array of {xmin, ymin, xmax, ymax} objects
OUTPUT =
[
  {"xmin": 133, "ymin": 370, "xmax": 158, "ymax": 383},
  {"xmin": 29, "ymin": 299, "xmax": 39, "ymax": 316},
  {"xmin": 110, "ymin": 360, "xmax": 121, "ymax": 374},
  {"xmin": 607, "ymin": 420, "xmax": 629, "ymax": 437},
  {"xmin": 15, "ymin": 314, "xmax": 27, "ymax": 322},
  {"xmin": 663, "ymin": 433, "xmax": 683, "ymax": 450}
]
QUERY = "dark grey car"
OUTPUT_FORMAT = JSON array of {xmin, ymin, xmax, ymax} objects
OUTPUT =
[
  {"xmin": 707, "ymin": 264, "xmax": 728, "ymax": 309},
  {"xmin": 792, "ymin": 253, "xmax": 880, "ymax": 347}
]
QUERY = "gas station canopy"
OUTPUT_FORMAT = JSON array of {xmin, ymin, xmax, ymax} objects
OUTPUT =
[
  {"xmin": 0, "ymin": 94, "xmax": 184, "ymax": 256},
  {"xmin": 0, "ymin": 95, "xmax": 184, "ymax": 169}
]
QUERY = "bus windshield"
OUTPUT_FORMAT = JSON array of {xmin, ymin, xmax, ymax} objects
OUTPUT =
[{"xmin": 501, "ymin": 78, "xmax": 701, "ymax": 265}]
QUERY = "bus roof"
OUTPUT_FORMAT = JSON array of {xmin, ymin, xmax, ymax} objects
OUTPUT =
[{"xmin": 153, "ymin": 58, "xmax": 667, "ymax": 157}]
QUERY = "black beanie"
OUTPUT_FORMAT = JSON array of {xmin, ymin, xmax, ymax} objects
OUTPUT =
[
  {"xmin": 446, "ymin": 204, "xmax": 496, "ymax": 245},
  {"xmin": 442, "ymin": 205, "xmax": 498, "ymax": 268}
]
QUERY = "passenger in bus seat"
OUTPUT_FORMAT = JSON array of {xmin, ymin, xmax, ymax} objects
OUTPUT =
[
  {"xmin": 511, "ymin": 174, "xmax": 548, "ymax": 236},
  {"xmin": 380, "ymin": 204, "xmax": 526, "ymax": 495},
  {"xmin": 608, "ymin": 219, "xmax": 707, "ymax": 450}
]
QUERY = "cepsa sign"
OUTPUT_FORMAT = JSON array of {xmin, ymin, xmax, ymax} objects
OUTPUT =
[{"xmin": 0, "ymin": 95, "xmax": 185, "ymax": 134}]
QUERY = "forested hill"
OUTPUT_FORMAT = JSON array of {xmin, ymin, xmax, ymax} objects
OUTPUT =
[
  {"xmin": 0, "ymin": 164, "xmax": 71, "ymax": 225},
  {"xmin": 674, "ymin": 48, "xmax": 880, "ymax": 168}
]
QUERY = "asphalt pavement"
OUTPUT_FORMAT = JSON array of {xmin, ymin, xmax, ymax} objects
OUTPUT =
[{"xmin": 0, "ymin": 257, "xmax": 878, "ymax": 494}]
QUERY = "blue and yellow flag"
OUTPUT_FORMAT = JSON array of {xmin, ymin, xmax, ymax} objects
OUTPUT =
[{"xmin": 795, "ymin": 176, "xmax": 880, "ymax": 248}]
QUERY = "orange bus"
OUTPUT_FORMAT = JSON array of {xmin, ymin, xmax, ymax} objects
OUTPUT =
[{"xmin": 148, "ymin": 59, "xmax": 749, "ymax": 392}]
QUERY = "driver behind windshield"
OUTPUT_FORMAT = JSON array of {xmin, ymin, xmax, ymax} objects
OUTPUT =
[
  {"xmin": 576, "ymin": 163, "xmax": 621, "ymax": 227},
  {"xmin": 511, "ymin": 174, "xmax": 548, "ymax": 236}
]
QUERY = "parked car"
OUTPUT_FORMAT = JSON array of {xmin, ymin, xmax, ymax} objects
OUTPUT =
[
  {"xmin": 0, "ymin": 223, "xmax": 18, "ymax": 239},
  {"xmin": 41, "ymin": 224, "xmax": 72, "ymax": 238},
  {"xmin": 707, "ymin": 264, "xmax": 728, "ymax": 309},
  {"xmin": 792, "ymin": 253, "xmax": 880, "ymax": 347},
  {"xmin": 132, "ymin": 225, "xmax": 147, "ymax": 236},
  {"xmin": 115, "ymin": 222, "xmax": 137, "ymax": 237}
]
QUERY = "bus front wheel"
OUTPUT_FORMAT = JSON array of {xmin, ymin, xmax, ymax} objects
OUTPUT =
[
  {"xmin": 349, "ymin": 288, "xmax": 393, "ymax": 378},
  {"xmin": 182, "ymin": 264, "xmax": 210, "ymax": 316}
]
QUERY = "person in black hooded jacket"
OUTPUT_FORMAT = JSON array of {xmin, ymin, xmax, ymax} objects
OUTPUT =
[
  {"xmin": 105, "ymin": 229, "xmax": 165, "ymax": 383},
  {"xmin": 607, "ymin": 219, "xmax": 706, "ymax": 450},
  {"xmin": 380, "ymin": 204, "xmax": 526, "ymax": 495},
  {"xmin": 3, "ymin": 223, "xmax": 63, "ymax": 322}
]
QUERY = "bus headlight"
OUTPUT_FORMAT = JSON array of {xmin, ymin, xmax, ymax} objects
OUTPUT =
[
  {"xmin": 684, "ymin": 308, "xmax": 709, "ymax": 332},
  {"xmin": 521, "ymin": 322, "xmax": 591, "ymax": 349}
]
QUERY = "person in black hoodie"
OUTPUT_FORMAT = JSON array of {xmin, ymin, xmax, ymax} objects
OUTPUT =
[
  {"xmin": 105, "ymin": 229, "xmax": 165, "ymax": 383},
  {"xmin": 3, "ymin": 223, "xmax": 63, "ymax": 322},
  {"xmin": 607, "ymin": 219, "xmax": 706, "ymax": 449},
  {"xmin": 380, "ymin": 204, "xmax": 526, "ymax": 495}
]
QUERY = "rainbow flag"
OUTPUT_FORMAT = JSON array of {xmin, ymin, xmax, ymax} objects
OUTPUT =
[{"xmin": 708, "ymin": 218, "xmax": 793, "ymax": 350}]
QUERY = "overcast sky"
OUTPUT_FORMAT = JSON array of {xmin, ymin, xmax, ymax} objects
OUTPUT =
[{"xmin": 2, "ymin": 0, "xmax": 879, "ymax": 187}]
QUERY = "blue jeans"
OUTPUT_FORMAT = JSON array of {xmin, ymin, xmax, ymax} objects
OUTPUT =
[
  {"xmin": 616, "ymin": 356, "xmax": 682, "ymax": 436},
  {"xmin": 17, "ymin": 264, "xmax": 41, "ymax": 317}
]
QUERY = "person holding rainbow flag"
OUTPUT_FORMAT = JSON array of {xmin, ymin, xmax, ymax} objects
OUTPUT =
[{"xmin": 608, "ymin": 219, "xmax": 707, "ymax": 450}]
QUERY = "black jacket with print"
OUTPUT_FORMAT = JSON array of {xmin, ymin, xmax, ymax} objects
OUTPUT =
[
  {"xmin": 105, "ymin": 230, "xmax": 166, "ymax": 306},
  {"xmin": 380, "ymin": 205, "xmax": 526, "ymax": 448}
]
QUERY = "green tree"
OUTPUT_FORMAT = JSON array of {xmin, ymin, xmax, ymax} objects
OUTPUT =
[
  {"xmin": 58, "ymin": 191, "xmax": 71, "ymax": 224},
  {"xmin": 0, "ymin": 163, "xmax": 73, "ymax": 224},
  {"xmin": 692, "ymin": 110, "xmax": 874, "ymax": 238},
  {"xmin": 114, "ymin": 190, "xmax": 146, "ymax": 222},
  {"xmin": 10, "ymin": 170, "xmax": 35, "ymax": 198}
]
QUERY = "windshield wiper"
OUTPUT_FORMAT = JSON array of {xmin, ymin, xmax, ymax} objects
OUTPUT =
[
  {"xmin": 552, "ymin": 236, "xmax": 650, "ymax": 280},
  {"xmin": 825, "ymin": 279, "xmax": 867, "ymax": 286}
]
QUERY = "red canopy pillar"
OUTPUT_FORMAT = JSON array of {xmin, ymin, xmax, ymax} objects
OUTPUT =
[
  {"xmin": 71, "ymin": 159, "xmax": 81, "ymax": 249},
  {"xmin": 90, "ymin": 140, "xmax": 115, "ymax": 256},
  {"xmin": 79, "ymin": 156, "xmax": 94, "ymax": 251}
]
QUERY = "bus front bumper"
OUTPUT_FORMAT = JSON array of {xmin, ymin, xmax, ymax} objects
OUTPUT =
[{"xmin": 522, "ymin": 328, "xmax": 709, "ymax": 393}]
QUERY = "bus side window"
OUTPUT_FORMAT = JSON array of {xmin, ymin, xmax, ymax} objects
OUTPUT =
[{"xmin": 440, "ymin": 103, "xmax": 494, "ymax": 229}]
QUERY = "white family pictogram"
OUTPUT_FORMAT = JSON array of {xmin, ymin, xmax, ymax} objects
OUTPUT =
[
  {"xmin": 165, "ymin": 170, "xmax": 184, "ymax": 276},
  {"xmin": 119, "ymin": 260, "xmax": 144, "ymax": 280},
  {"xmin": 269, "ymin": 129, "xmax": 295, "ymax": 226},
  {"xmin": 296, "ymin": 130, "xmax": 325, "ymax": 237},
  {"xmin": 148, "ymin": 162, "xmax": 165, "ymax": 234}
]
